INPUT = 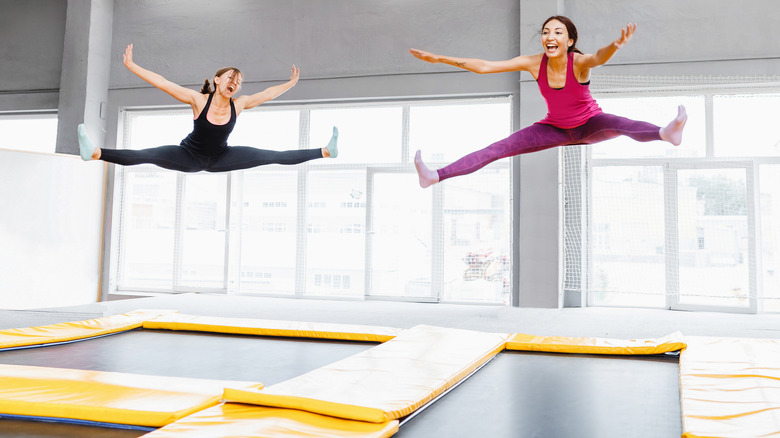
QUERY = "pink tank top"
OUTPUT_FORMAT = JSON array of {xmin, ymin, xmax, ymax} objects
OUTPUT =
[{"xmin": 537, "ymin": 52, "xmax": 602, "ymax": 129}]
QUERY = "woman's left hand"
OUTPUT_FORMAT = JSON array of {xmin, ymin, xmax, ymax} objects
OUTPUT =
[
  {"xmin": 289, "ymin": 65, "xmax": 300, "ymax": 86},
  {"xmin": 613, "ymin": 22, "xmax": 637, "ymax": 49}
]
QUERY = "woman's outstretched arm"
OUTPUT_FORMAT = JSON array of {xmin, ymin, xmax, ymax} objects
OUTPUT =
[
  {"xmin": 576, "ymin": 22, "xmax": 637, "ymax": 70},
  {"xmin": 237, "ymin": 65, "xmax": 300, "ymax": 111},
  {"xmin": 122, "ymin": 44, "xmax": 201, "ymax": 106},
  {"xmin": 410, "ymin": 48, "xmax": 538, "ymax": 74}
]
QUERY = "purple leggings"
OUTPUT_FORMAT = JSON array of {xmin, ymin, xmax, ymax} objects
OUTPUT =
[{"xmin": 437, "ymin": 112, "xmax": 662, "ymax": 182}]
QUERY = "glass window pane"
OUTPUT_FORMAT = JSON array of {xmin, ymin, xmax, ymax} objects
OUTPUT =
[
  {"xmin": 239, "ymin": 170, "xmax": 298, "ymax": 295},
  {"xmin": 128, "ymin": 112, "xmax": 192, "ymax": 149},
  {"xmin": 410, "ymin": 101, "xmax": 511, "ymax": 163},
  {"xmin": 0, "ymin": 114, "xmax": 57, "ymax": 153},
  {"xmin": 442, "ymin": 169, "xmax": 511, "ymax": 304},
  {"xmin": 714, "ymin": 94, "xmax": 780, "ymax": 157},
  {"xmin": 118, "ymin": 170, "xmax": 176, "ymax": 289},
  {"xmin": 759, "ymin": 164, "xmax": 780, "ymax": 311},
  {"xmin": 306, "ymin": 171, "xmax": 366, "ymax": 299},
  {"xmin": 310, "ymin": 106, "xmax": 402, "ymax": 164},
  {"xmin": 231, "ymin": 110, "xmax": 299, "ymax": 150},
  {"xmin": 677, "ymin": 168, "xmax": 749, "ymax": 307},
  {"xmin": 589, "ymin": 166, "xmax": 666, "ymax": 307},
  {"xmin": 369, "ymin": 173, "xmax": 432, "ymax": 298},
  {"xmin": 179, "ymin": 173, "xmax": 227, "ymax": 289},
  {"xmin": 592, "ymin": 96, "xmax": 705, "ymax": 159}
]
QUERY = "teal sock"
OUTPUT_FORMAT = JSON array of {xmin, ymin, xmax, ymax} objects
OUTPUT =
[
  {"xmin": 77, "ymin": 124, "xmax": 95, "ymax": 161},
  {"xmin": 326, "ymin": 126, "xmax": 338, "ymax": 158}
]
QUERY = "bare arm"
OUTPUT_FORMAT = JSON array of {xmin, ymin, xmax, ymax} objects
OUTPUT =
[
  {"xmin": 409, "ymin": 48, "xmax": 537, "ymax": 74},
  {"xmin": 577, "ymin": 23, "xmax": 636, "ymax": 70},
  {"xmin": 122, "ymin": 44, "xmax": 201, "ymax": 106},
  {"xmin": 236, "ymin": 65, "xmax": 300, "ymax": 111}
]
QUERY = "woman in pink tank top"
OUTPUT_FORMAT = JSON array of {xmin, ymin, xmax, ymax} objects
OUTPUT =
[{"xmin": 410, "ymin": 16, "xmax": 687, "ymax": 187}]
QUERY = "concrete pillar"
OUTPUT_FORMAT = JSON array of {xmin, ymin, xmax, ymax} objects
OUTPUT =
[
  {"xmin": 56, "ymin": 0, "xmax": 113, "ymax": 155},
  {"xmin": 514, "ymin": 0, "xmax": 563, "ymax": 308}
]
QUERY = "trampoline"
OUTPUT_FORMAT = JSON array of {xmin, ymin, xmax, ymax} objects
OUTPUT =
[
  {"xmin": 397, "ymin": 351, "xmax": 681, "ymax": 437},
  {"xmin": 0, "ymin": 329, "xmax": 377, "ymax": 438},
  {"xmin": 0, "ymin": 308, "xmax": 775, "ymax": 437}
]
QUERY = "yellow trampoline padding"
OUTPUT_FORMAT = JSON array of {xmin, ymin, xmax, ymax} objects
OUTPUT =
[
  {"xmin": 141, "ymin": 402, "xmax": 399, "ymax": 438},
  {"xmin": 680, "ymin": 336, "xmax": 780, "ymax": 438},
  {"xmin": 505, "ymin": 331, "xmax": 686, "ymax": 355},
  {"xmin": 0, "ymin": 364, "xmax": 263, "ymax": 427},
  {"xmin": 0, "ymin": 309, "xmax": 175, "ymax": 350},
  {"xmin": 143, "ymin": 313, "xmax": 403, "ymax": 343},
  {"xmin": 224, "ymin": 325, "xmax": 508, "ymax": 423}
]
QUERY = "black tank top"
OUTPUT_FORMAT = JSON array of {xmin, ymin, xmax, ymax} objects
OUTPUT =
[{"xmin": 180, "ymin": 92, "xmax": 236, "ymax": 156}]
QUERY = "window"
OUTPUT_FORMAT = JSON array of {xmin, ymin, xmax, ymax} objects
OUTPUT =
[
  {"xmin": 114, "ymin": 97, "xmax": 512, "ymax": 304},
  {"xmin": 565, "ymin": 83, "xmax": 780, "ymax": 313},
  {"xmin": 0, "ymin": 112, "xmax": 58, "ymax": 153}
]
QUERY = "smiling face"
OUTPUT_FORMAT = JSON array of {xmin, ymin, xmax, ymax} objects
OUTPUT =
[
  {"xmin": 541, "ymin": 19, "xmax": 573, "ymax": 58},
  {"xmin": 214, "ymin": 69, "xmax": 243, "ymax": 97}
]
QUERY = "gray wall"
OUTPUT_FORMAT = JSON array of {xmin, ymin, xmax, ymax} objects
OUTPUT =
[
  {"xmin": 2, "ymin": 0, "xmax": 779, "ymax": 308},
  {"xmin": 0, "ymin": 0, "xmax": 66, "ymax": 110}
]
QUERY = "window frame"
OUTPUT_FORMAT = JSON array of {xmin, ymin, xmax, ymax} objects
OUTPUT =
[
  {"xmin": 565, "ymin": 81, "xmax": 780, "ymax": 313},
  {"xmin": 112, "ymin": 96, "xmax": 513, "ymax": 304}
]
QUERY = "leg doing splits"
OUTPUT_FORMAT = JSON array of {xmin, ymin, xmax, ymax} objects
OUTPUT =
[
  {"xmin": 78, "ymin": 124, "xmax": 339, "ymax": 172},
  {"xmin": 414, "ymin": 107, "xmax": 686, "ymax": 188},
  {"xmin": 207, "ymin": 127, "xmax": 339, "ymax": 172}
]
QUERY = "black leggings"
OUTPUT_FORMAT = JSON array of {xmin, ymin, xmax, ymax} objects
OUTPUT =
[{"xmin": 100, "ymin": 145, "xmax": 323, "ymax": 173}]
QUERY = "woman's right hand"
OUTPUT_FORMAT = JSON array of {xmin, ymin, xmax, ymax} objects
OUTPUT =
[
  {"xmin": 410, "ymin": 48, "xmax": 438, "ymax": 63},
  {"xmin": 123, "ymin": 44, "xmax": 134, "ymax": 68}
]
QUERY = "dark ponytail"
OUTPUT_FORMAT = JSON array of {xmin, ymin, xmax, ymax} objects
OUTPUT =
[
  {"xmin": 542, "ymin": 15, "xmax": 582, "ymax": 54},
  {"xmin": 200, "ymin": 79, "xmax": 212, "ymax": 94}
]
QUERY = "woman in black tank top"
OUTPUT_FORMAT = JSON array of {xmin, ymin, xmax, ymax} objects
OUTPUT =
[{"xmin": 77, "ymin": 44, "xmax": 338, "ymax": 172}]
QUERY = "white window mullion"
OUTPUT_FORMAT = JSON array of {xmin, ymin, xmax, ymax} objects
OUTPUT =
[
  {"xmin": 226, "ymin": 171, "xmax": 244, "ymax": 294},
  {"xmin": 664, "ymin": 163, "xmax": 680, "ymax": 309},
  {"xmin": 747, "ymin": 164, "xmax": 760, "ymax": 313},
  {"xmin": 172, "ymin": 173, "xmax": 186, "ymax": 291},
  {"xmin": 294, "ymin": 109, "xmax": 310, "ymax": 297},
  {"xmin": 222, "ymin": 172, "xmax": 233, "ymax": 292}
]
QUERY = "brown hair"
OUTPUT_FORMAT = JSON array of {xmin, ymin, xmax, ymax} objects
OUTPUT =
[
  {"xmin": 200, "ymin": 67, "xmax": 243, "ymax": 94},
  {"xmin": 541, "ymin": 16, "xmax": 582, "ymax": 54}
]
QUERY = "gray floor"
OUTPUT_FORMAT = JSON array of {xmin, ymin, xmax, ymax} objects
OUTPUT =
[
  {"xmin": 2, "ymin": 293, "xmax": 779, "ymax": 437},
  {"xmin": 9, "ymin": 292, "xmax": 779, "ymax": 339}
]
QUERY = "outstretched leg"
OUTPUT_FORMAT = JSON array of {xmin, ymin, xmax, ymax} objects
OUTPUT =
[
  {"xmin": 577, "ymin": 107, "xmax": 687, "ymax": 146},
  {"xmin": 207, "ymin": 126, "xmax": 339, "ymax": 172},
  {"xmin": 100, "ymin": 146, "xmax": 207, "ymax": 172},
  {"xmin": 79, "ymin": 124, "xmax": 205, "ymax": 172},
  {"xmin": 207, "ymin": 147, "xmax": 323, "ymax": 172},
  {"xmin": 416, "ymin": 122, "xmax": 570, "ymax": 187}
]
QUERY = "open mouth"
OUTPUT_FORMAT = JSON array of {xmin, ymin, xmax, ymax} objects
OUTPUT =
[
  {"xmin": 546, "ymin": 44, "xmax": 558, "ymax": 53},
  {"xmin": 227, "ymin": 85, "xmax": 235, "ymax": 93}
]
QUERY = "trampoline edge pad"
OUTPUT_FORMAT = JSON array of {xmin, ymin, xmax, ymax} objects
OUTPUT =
[
  {"xmin": 680, "ymin": 336, "xmax": 780, "ymax": 438},
  {"xmin": 143, "ymin": 313, "xmax": 403, "ymax": 343},
  {"xmin": 0, "ymin": 364, "xmax": 263, "ymax": 427},
  {"xmin": 505, "ymin": 331, "xmax": 686, "ymax": 355},
  {"xmin": 224, "ymin": 325, "xmax": 508, "ymax": 423},
  {"xmin": 0, "ymin": 309, "xmax": 176, "ymax": 350},
  {"xmin": 141, "ymin": 402, "xmax": 399, "ymax": 438}
]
